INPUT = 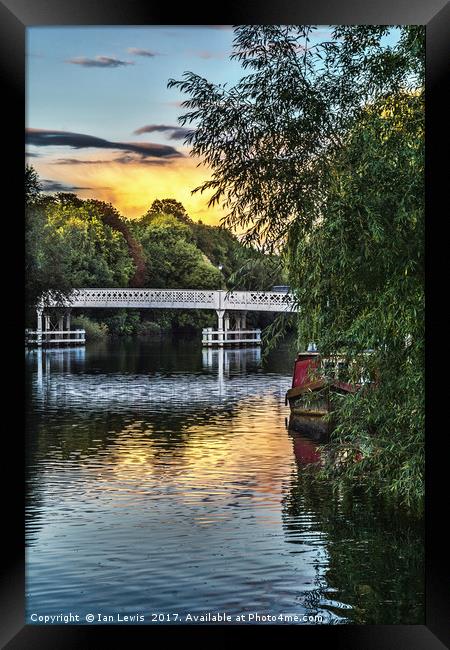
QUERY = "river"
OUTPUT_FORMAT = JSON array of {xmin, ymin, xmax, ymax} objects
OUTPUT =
[{"xmin": 25, "ymin": 338, "xmax": 424, "ymax": 625}]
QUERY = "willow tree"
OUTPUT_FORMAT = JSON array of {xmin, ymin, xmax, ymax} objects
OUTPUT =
[{"xmin": 169, "ymin": 25, "xmax": 424, "ymax": 509}]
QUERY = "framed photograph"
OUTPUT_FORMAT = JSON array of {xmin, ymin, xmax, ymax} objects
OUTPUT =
[{"xmin": 1, "ymin": 0, "xmax": 447, "ymax": 647}]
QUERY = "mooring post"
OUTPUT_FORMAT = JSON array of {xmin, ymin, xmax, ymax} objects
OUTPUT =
[{"xmin": 224, "ymin": 312, "xmax": 230, "ymax": 344}]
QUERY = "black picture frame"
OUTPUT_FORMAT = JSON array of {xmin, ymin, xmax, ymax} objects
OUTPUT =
[{"xmin": 2, "ymin": 0, "xmax": 448, "ymax": 647}]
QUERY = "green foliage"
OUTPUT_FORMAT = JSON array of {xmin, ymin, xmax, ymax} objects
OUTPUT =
[
  {"xmin": 102, "ymin": 311, "xmax": 140, "ymax": 337},
  {"xmin": 142, "ymin": 198, "xmax": 193, "ymax": 225},
  {"xmin": 25, "ymin": 167, "xmax": 289, "ymax": 336},
  {"xmin": 169, "ymin": 25, "xmax": 423, "ymax": 252},
  {"xmin": 72, "ymin": 315, "xmax": 109, "ymax": 341},
  {"xmin": 25, "ymin": 177, "xmax": 137, "ymax": 313},
  {"xmin": 289, "ymin": 92, "xmax": 424, "ymax": 511},
  {"xmin": 170, "ymin": 25, "xmax": 425, "ymax": 510},
  {"xmin": 227, "ymin": 247, "xmax": 287, "ymax": 291},
  {"xmin": 136, "ymin": 320, "xmax": 163, "ymax": 337},
  {"xmin": 134, "ymin": 213, "xmax": 224, "ymax": 289},
  {"xmin": 44, "ymin": 201, "xmax": 135, "ymax": 287},
  {"xmin": 190, "ymin": 222, "xmax": 240, "ymax": 278},
  {"xmin": 26, "ymin": 200, "xmax": 73, "ymax": 312},
  {"xmin": 170, "ymin": 309, "xmax": 216, "ymax": 334},
  {"xmin": 25, "ymin": 164, "xmax": 42, "ymax": 205},
  {"xmin": 84, "ymin": 199, "xmax": 146, "ymax": 287}
]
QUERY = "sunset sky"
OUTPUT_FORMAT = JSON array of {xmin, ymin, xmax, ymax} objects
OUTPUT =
[
  {"xmin": 26, "ymin": 26, "xmax": 397, "ymax": 225},
  {"xmin": 26, "ymin": 26, "xmax": 247, "ymax": 224}
]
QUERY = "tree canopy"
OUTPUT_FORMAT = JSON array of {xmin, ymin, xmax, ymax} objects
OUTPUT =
[
  {"xmin": 25, "ymin": 166, "xmax": 285, "ymax": 334},
  {"xmin": 169, "ymin": 25, "xmax": 425, "ymax": 509}
]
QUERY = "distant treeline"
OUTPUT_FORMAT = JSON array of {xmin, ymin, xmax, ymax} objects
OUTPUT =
[{"xmin": 25, "ymin": 166, "xmax": 287, "ymax": 335}]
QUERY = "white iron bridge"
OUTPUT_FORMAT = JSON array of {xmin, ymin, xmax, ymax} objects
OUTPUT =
[
  {"xmin": 28, "ymin": 288, "xmax": 297, "ymax": 347},
  {"xmin": 42, "ymin": 288, "xmax": 296, "ymax": 312}
]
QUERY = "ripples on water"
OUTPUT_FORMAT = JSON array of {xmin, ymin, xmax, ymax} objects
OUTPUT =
[{"xmin": 25, "ymin": 340, "xmax": 424, "ymax": 624}]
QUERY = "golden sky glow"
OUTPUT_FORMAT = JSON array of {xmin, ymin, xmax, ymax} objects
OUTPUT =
[
  {"xmin": 38, "ymin": 154, "xmax": 227, "ymax": 224},
  {"xmin": 26, "ymin": 26, "xmax": 244, "ymax": 226}
]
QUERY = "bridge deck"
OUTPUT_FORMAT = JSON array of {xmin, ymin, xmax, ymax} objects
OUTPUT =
[{"xmin": 41, "ymin": 289, "xmax": 296, "ymax": 313}]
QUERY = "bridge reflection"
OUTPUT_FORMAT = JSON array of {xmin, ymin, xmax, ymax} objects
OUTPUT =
[{"xmin": 28, "ymin": 345, "xmax": 266, "ymax": 410}]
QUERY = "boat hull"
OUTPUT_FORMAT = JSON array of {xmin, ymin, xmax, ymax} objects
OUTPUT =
[
  {"xmin": 287, "ymin": 412, "xmax": 330, "ymax": 439},
  {"xmin": 288, "ymin": 387, "xmax": 331, "ymax": 438},
  {"xmin": 285, "ymin": 352, "xmax": 360, "ymax": 440},
  {"xmin": 287, "ymin": 384, "xmax": 331, "ymax": 439}
]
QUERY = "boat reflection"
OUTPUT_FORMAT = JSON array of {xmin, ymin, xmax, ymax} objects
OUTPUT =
[{"xmin": 290, "ymin": 432, "xmax": 322, "ymax": 466}]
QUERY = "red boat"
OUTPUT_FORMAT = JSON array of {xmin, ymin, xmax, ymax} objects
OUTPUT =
[{"xmin": 285, "ymin": 351, "xmax": 359, "ymax": 438}]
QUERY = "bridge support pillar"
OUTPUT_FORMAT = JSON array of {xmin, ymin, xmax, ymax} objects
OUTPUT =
[
  {"xmin": 241, "ymin": 311, "xmax": 247, "ymax": 330},
  {"xmin": 44, "ymin": 313, "xmax": 51, "ymax": 341},
  {"xmin": 58, "ymin": 315, "xmax": 64, "ymax": 343},
  {"xmin": 36, "ymin": 309, "xmax": 43, "ymax": 347},
  {"xmin": 216, "ymin": 309, "xmax": 225, "ymax": 347}
]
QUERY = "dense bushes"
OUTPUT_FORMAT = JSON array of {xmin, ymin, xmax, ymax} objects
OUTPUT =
[{"xmin": 72, "ymin": 316, "xmax": 108, "ymax": 341}]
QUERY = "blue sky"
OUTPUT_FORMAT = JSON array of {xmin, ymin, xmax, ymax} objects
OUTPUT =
[
  {"xmin": 26, "ymin": 26, "xmax": 250, "ymax": 221},
  {"xmin": 26, "ymin": 25, "xmax": 400, "ymax": 222},
  {"xmin": 26, "ymin": 26, "xmax": 243, "ymax": 143}
]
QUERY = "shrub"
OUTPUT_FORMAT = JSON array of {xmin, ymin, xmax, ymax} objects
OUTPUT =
[
  {"xmin": 136, "ymin": 320, "xmax": 162, "ymax": 337},
  {"xmin": 72, "ymin": 315, "xmax": 109, "ymax": 341}
]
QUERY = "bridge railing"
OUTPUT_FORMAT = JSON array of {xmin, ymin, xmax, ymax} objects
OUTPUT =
[
  {"xmin": 222, "ymin": 291, "xmax": 295, "ymax": 312},
  {"xmin": 41, "ymin": 288, "xmax": 296, "ymax": 313},
  {"xmin": 25, "ymin": 329, "xmax": 86, "ymax": 346},
  {"xmin": 202, "ymin": 328, "xmax": 262, "ymax": 347}
]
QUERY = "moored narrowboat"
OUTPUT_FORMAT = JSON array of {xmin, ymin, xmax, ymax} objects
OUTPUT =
[{"xmin": 285, "ymin": 350, "xmax": 359, "ymax": 438}]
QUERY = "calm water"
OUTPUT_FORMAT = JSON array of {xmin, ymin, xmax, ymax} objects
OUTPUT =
[{"xmin": 25, "ymin": 339, "xmax": 424, "ymax": 625}]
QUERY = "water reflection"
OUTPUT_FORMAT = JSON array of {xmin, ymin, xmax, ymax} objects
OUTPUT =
[
  {"xmin": 282, "ymin": 442, "xmax": 425, "ymax": 624},
  {"xmin": 29, "ymin": 345, "xmax": 265, "ymax": 409},
  {"xmin": 26, "ymin": 341, "xmax": 424, "ymax": 624}
]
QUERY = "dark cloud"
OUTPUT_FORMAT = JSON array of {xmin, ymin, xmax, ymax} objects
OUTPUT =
[
  {"xmin": 112, "ymin": 154, "xmax": 172, "ymax": 166},
  {"xmin": 26, "ymin": 128, "xmax": 184, "ymax": 159},
  {"xmin": 133, "ymin": 124, "xmax": 194, "ymax": 141},
  {"xmin": 127, "ymin": 48, "xmax": 160, "ymax": 57},
  {"xmin": 40, "ymin": 179, "xmax": 99, "ymax": 192},
  {"xmin": 50, "ymin": 158, "xmax": 112, "ymax": 165},
  {"xmin": 51, "ymin": 154, "xmax": 171, "ymax": 167},
  {"xmin": 66, "ymin": 56, "xmax": 134, "ymax": 68},
  {"xmin": 25, "ymin": 150, "xmax": 40, "ymax": 158}
]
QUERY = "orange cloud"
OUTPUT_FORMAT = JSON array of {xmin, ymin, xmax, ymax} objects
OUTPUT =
[{"xmin": 36, "ymin": 153, "xmax": 228, "ymax": 225}]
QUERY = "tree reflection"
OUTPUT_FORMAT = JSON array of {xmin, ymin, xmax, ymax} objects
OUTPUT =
[{"xmin": 282, "ymin": 436, "xmax": 424, "ymax": 624}]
